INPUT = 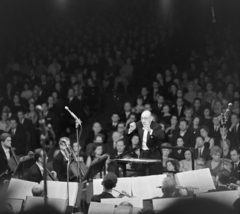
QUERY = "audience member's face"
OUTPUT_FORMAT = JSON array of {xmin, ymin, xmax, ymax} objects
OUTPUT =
[
  {"xmin": 203, "ymin": 109, "xmax": 210, "ymax": 117},
  {"xmin": 162, "ymin": 149, "xmax": 170, "ymax": 157},
  {"xmin": 1, "ymin": 113, "xmax": 8, "ymax": 121},
  {"xmin": 111, "ymin": 114, "xmax": 120, "ymax": 123},
  {"xmin": 117, "ymin": 123, "xmax": 125, "ymax": 134},
  {"xmin": 73, "ymin": 143, "xmax": 80, "ymax": 153},
  {"xmin": 231, "ymin": 114, "xmax": 239, "ymax": 125},
  {"xmin": 197, "ymin": 92, "xmax": 203, "ymax": 99},
  {"xmin": 171, "ymin": 116, "xmax": 178, "ymax": 125},
  {"xmin": 157, "ymin": 96, "xmax": 164, "ymax": 104},
  {"xmin": 112, "ymin": 132, "xmax": 121, "ymax": 142},
  {"xmin": 176, "ymin": 138, "xmax": 184, "ymax": 147},
  {"xmin": 217, "ymin": 91, "xmax": 223, "ymax": 99},
  {"xmin": 196, "ymin": 160, "xmax": 205, "ymax": 170},
  {"xmin": 166, "ymin": 162, "xmax": 175, "ymax": 171},
  {"xmin": 233, "ymin": 100, "xmax": 239, "ymax": 108},
  {"xmin": 196, "ymin": 137, "xmax": 204, "ymax": 148},
  {"xmin": 163, "ymin": 106, "xmax": 169, "ymax": 114},
  {"xmin": 13, "ymin": 95, "xmax": 20, "ymax": 104},
  {"xmin": 184, "ymin": 150, "xmax": 191, "ymax": 161},
  {"xmin": 59, "ymin": 139, "xmax": 70, "ymax": 151},
  {"xmin": 194, "ymin": 100, "xmax": 201, "ymax": 108},
  {"xmin": 17, "ymin": 112, "xmax": 24, "ymax": 121},
  {"xmin": 93, "ymin": 123, "xmax": 102, "ymax": 133},
  {"xmin": 95, "ymin": 146, "xmax": 103, "ymax": 156},
  {"xmin": 144, "ymin": 104, "xmax": 152, "ymax": 111},
  {"xmin": 10, "ymin": 120, "xmax": 17, "ymax": 129},
  {"xmin": 177, "ymin": 90, "xmax": 183, "ymax": 98},
  {"xmin": 179, "ymin": 121, "xmax": 187, "ymax": 131},
  {"xmin": 124, "ymin": 102, "xmax": 131, "ymax": 112},
  {"xmin": 200, "ymin": 128, "xmax": 208, "ymax": 138},
  {"xmin": 1, "ymin": 137, "xmax": 11, "ymax": 148},
  {"xmin": 131, "ymin": 136, "xmax": 139, "ymax": 146},
  {"xmin": 116, "ymin": 141, "xmax": 125, "ymax": 153},
  {"xmin": 176, "ymin": 98, "xmax": 183, "ymax": 107},
  {"xmin": 137, "ymin": 98, "xmax": 143, "ymax": 105},
  {"xmin": 141, "ymin": 88, "xmax": 148, "ymax": 96},
  {"xmin": 68, "ymin": 89, "xmax": 74, "ymax": 98},
  {"xmin": 95, "ymin": 136, "xmax": 103, "ymax": 143},
  {"xmin": 129, "ymin": 115, "xmax": 136, "ymax": 122},
  {"xmin": 193, "ymin": 117, "xmax": 200, "ymax": 126},
  {"xmin": 212, "ymin": 153, "xmax": 221, "ymax": 162},
  {"xmin": 230, "ymin": 150, "xmax": 239, "ymax": 163},
  {"xmin": 206, "ymin": 83, "xmax": 212, "ymax": 91},
  {"xmin": 48, "ymin": 97, "xmax": 54, "ymax": 105},
  {"xmin": 220, "ymin": 127, "xmax": 227, "ymax": 136},
  {"xmin": 185, "ymin": 110, "xmax": 192, "ymax": 118}
]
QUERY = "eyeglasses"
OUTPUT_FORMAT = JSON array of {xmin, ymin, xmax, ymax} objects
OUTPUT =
[{"xmin": 141, "ymin": 117, "xmax": 151, "ymax": 120}]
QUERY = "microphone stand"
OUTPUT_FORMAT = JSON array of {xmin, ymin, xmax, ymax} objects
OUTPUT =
[{"xmin": 66, "ymin": 158, "xmax": 70, "ymax": 206}]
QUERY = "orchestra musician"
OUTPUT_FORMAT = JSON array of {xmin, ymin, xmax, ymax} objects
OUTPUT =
[
  {"xmin": 0, "ymin": 133, "xmax": 12, "ymax": 183},
  {"xmin": 127, "ymin": 110, "xmax": 165, "ymax": 175}
]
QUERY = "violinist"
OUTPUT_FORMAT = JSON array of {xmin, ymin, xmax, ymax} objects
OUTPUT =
[
  {"xmin": 27, "ymin": 149, "xmax": 49, "ymax": 183},
  {"xmin": 0, "ymin": 133, "xmax": 12, "ymax": 183},
  {"xmin": 53, "ymin": 137, "xmax": 71, "ymax": 181}
]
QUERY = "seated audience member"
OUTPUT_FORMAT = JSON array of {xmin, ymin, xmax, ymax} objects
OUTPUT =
[
  {"xmin": 110, "ymin": 139, "xmax": 126, "ymax": 159},
  {"xmin": 166, "ymin": 160, "xmax": 179, "ymax": 173},
  {"xmin": 209, "ymin": 114, "xmax": 221, "ymax": 145},
  {"xmin": 86, "ymin": 133, "xmax": 106, "ymax": 156},
  {"xmin": 171, "ymin": 97, "xmax": 186, "ymax": 119},
  {"xmin": 125, "ymin": 113, "xmax": 137, "ymax": 129},
  {"xmin": 188, "ymin": 115, "xmax": 201, "ymax": 137},
  {"xmin": 161, "ymin": 143, "xmax": 174, "ymax": 171},
  {"xmin": 165, "ymin": 115, "xmax": 178, "ymax": 141},
  {"xmin": 27, "ymin": 149, "xmax": 49, "ymax": 183},
  {"xmin": 171, "ymin": 119, "xmax": 194, "ymax": 147},
  {"xmin": 183, "ymin": 108, "xmax": 193, "ymax": 126},
  {"xmin": 192, "ymin": 98, "xmax": 202, "ymax": 117},
  {"xmin": 132, "ymin": 95, "xmax": 144, "ymax": 115},
  {"xmin": 209, "ymin": 169, "xmax": 231, "ymax": 192},
  {"xmin": 143, "ymin": 102, "xmax": 152, "ymax": 112},
  {"xmin": 105, "ymin": 112, "xmax": 120, "ymax": 135},
  {"xmin": 229, "ymin": 148, "xmax": 240, "ymax": 184},
  {"xmin": 203, "ymin": 83, "xmax": 217, "ymax": 104},
  {"xmin": 199, "ymin": 125, "xmax": 214, "ymax": 149},
  {"xmin": 32, "ymin": 184, "xmax": 44, "ymax": 197},
  {"xmin": 194, "ymin": 136, "xmax": 210, "ymax": 161},
  {"xmin": 228, "ymin": 113, "xmax": 239, "ymax": 148},
  {"xmin": 129, "ymin": 134, "xmax": 142, "ymax": 158},
  {"xmin": 195, "ymin": 158, "xmax": 206, "ymax": 170},
  {"xmin": 219, "ymin": 126, "xmax": 231, "ymax": 146},
  {"xmin": 106, "ymin": 131, "xmax": 122, "ymax": 154},
  {"xmin": 72, "ymin": 142, "xmax": 87, "ymax": 163},
  {"xmin": 220, "ymin": 139, "xmax": 231, "ymax": 160},
  {"xmin": 120, "ymin": 102, "xmax": 132, "ymax": 123},
  {"xmin": 206, "ymin": 146, "xmax": 223, "ymax": 176},
  {"xmin": 91, "ymin": 172, "xmax": 117, "ymax": 202},
  {"xmin": 0, "ymin": 111, "xmax": 11, "ymax": 133},
  {"xmin": 179, "ymin": 150, "xmax": 194, "ymax": 172},
  {"xmin": 202, "ymin": 107, "xmax": 213, "ymax": 127},
  {"xmin": 231, "ymin": 98, "xmax": 239, "ymax": 115},
  {"xmin": 159, "ymin": 104, "xmax": 172, "ymax": 126},
  {"xmin": 171, "ymin": 136, "xmax": 185, "ymax": 161},
  {"xmin": 152, "ymin": 93, "xmax": 165, "ymax": 118},
  {"xmin": 86, "ymin": 143, "xmax": 104, "ymax": 168},
  {"xmin": 25, "ymin": 103, "xmax": 38, "ymax": 125},
  {"xmin": 184, "ymin": 83, "xmax": 197, "ymax": 104}
]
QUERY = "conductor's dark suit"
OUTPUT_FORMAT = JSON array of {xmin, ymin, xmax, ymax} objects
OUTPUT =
[
  {"xmin": 127, "ymin": 121, "xmax": 165, "ymax": 175},
  {"xmin": 27, "ymin": 163, "xmax": 43, "ymax": 183}
]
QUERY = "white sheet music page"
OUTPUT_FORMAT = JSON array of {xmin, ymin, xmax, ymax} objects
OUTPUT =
[
  {"xmin": 7, "ymin": 179, "xmax": 37, "ymax": 200},
  {"xmin": 88, "ymin": 202, "xmax": 115, "ymax": 214},
  {"xmin": 101, "ymin": 198, "xmax": 143, "ymax": 208},
  {"xmin": 194, "ymin": 168, "xmax": 215, "ymax": 192}
]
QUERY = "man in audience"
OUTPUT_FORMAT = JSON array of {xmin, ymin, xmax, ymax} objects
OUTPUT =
[
  {"xmin": 8, "ymin": 116, "xmax": 27, "ymax": 155},
  {"xmin": 194, "ymin": 136, "xmax": 210, "ymax": 161},
  {"xmin": 106, "ymin": 131, "xmax": 122, "ymax": 154},
  {"xmin": 229, "ymin": 148, "xmax": 240, "ymax": 184},
  {"xmin": 171, "ymin": 98, "xmax": 186, "ymax": 119},
  {"xmin": 209, "ymin": 114, "xmax": 221, "ymax": 146},
  {"xmin": 152, "ymin": 93, "xmax": 165, "ymax": 118},
  {"xmin": 91, "ymin": 172, "xmax": 118, "ymax": 202},
  {"xmin": 228, "ymin": 114, "xmax": 239, "ymax": 148},
  {"xmin": 128, "ymin": 110, "xmax": 165, "ymax": 175},
  {"xmin": 171, "ymin": 119, "xmax": 194, "ymax": 147},
  {"xmin": 105, "ymin": 112, "xmax": 120, "ymax": 135},
  {"xmin": 195, "ymin": 158, "xmax": 206, "ymax": 170},
  {"xmin": 27, "ymin": 149, "xmax": 48, "ymax": 183},
  {"xmin": 120, "ymin": 102, "xmax": 132, "ymax": 123},
  {"xmin": 110, "ymin": 139, "xmax": 126, "ymax": 159}
]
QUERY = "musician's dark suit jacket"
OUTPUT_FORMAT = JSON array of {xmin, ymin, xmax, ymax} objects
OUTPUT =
[
  {"xmin": 53, "ymin": 152, "xmax": 67, "ymax": 181},
  {"xmin": 230, "ymin": 162, "xmax": 240, "ymax": 182},
  {"xmin": 91, "ymin": 192, "xmax": 115, "ymax": 203},
  {"xmin": 170, "ymin": 129, "xmax": 194, "ymax": 148},
  {"xmin": 0, "ymin": 146, "xmax": 11, "ymax": 175},
  {"xmin": 194, "ymin": 147, "xmax": 211, "ymax": 161},
  {"xmin": 9, "ymin": 126, "xmax": 27, "ymax": 155},
  {"xmin": 127, "ymin": 121, "xmax": 165, "ymax": 152},
  {"xmin": 27, "ymin": 163, "xmax": 43, "ymax": 183},
  {"xmin": 228, "ymin": 127, "xmax": 240, "ymax": 149}
]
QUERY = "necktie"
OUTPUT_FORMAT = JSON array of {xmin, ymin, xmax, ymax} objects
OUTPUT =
[
  {"xmin": 178, "ymin": 107, "xmax": 181, "ymax": 115},
  {"xmin": 199, "ymin": 148, "xmax": 201, "ymax": 158},
  {"xmin": 11, "ymin": 129, "xmax": 15, "ymax": 136}
]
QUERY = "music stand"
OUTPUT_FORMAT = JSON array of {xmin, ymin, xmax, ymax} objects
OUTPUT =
[
  {"xmin": 13, "ymin": 157, "xmax": 35, "ymax": 179},
  {"xmin": 82, "ymin": 155, "xmax": 108, "ymax": 182}
]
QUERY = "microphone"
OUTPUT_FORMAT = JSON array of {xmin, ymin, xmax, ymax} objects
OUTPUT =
[
  {"xmin": 211, "ymin": 7, "xmax": 216, "ymax": 23},
  {"xmin": 65, "ymin": 106, "xmax": 82, "ymax": 125}
]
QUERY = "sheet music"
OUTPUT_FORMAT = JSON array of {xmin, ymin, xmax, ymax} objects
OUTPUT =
[
  {"xmin": 88, "ymin": 202, "xmax": 115, "ymax": 214},
  {"xmin": 194, "ymin": 168, "xmax": 215, "ymax": 192},
  {"xmin": 7, "ymin": 179, "xmax": 37, "ymax": 200},
  {"xmin": 196, "ymin": 190, "xmax": 239, "ymax": 209},
  {"xmin": 24, "ymin": 196, "xmax": 67, "ymax": 214},
  {"xmin": 131, "ymin": 175, "xmax": 166, "ymax": 199},
  {"xmin": 6, "ymin": 199, "xmax": 24, "ymax": 213},
  {"xmin": 93, "ymin": 177, "xmax": 132, "ymax": 197},
  {"xmin": 40, "ymin": 181, "xmax": 78, "ymax": 206},
  {"xmin": 101, "ymin": 198, "xmax": 143, "ymax": 208},
  {"xmin": 113, "ymin": 206, "xmax": 141, "ymax": 214}
]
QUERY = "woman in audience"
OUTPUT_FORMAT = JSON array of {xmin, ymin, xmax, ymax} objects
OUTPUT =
[
  {"xmin": 168, "ymin": 83, "xmax": 178, "ymax": 102},
  {"xmin": 0, "ymin": 111, "xmax": 11, "ymax": 133},
  {"xmin": 166, "ymin": 159, "xmax": 180, "ymax": 173},
  {"xmin": 161, "ymin": 143, "xmax": 174, "ymax": 172},
  {"xmin": 179, "ymin": 150, "xmax": 194, "ymax": 172},
  {"xmin": 203, "ymin": 82, "xmax": 217, "ymax": 104},
  {"xmin": 165, "ymin": 115, "xmax": 178, "ymax": 140},
  {"xmin": 85, "ymin": 122, "xmax": 105, "ymax": 147},
  {"xmin": 21, "ymin": 83, "xmax": 33, "ymax": 100},
  {"xmin": 192, "ymin": 98, "xmax": 202, "ymax": 116},
  {"xmin": 129, "ymin": 134, "xmax": 142, "ymax": 158},
  {"xmin": 25, "ymin": 103, "xmax": 38, "ymax": 125},
  {"xmin": 132, "ymin": 95, "xmax": 144, "ymax": 114},
  {"xmin": 184, "ymin": 108, "xmax": 193, "ymax": 126},
  {"xmin": 188, "ymin": 115, "xmax": 201, "ymax": 137},
  {"xmin": 231, "ymin": 98, "xmax": 239, "ymax": 115},
  {"xmin": 86, "ymin": 143, "xmax": 104, "ymax": 168},
  {"xmin": 220, "ymin": 139, "xmax": 231, "ymax": 160},
  {"xmin": 206, "ymin": 146, "xmax": 223, "ymax": 176},
  {"xmin": 159, "ymin": 104, "xmax": 172, "ymax": 126},
  {"xmin": 199, "ymin": 125, "xmax": 214, "ymax": 149},
  {"xmin": 202, "ymin": 107, "xmax": 213, "ymax": 127},
  {"xmin": 171, "ymin": 136, "xmax": 185, "ymax": 161},
  {"xmin": 184, "ymin": 83, "xmax": 197, "ymax": 104}
]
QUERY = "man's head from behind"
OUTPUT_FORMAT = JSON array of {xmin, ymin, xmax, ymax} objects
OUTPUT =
[
  {"xmin": 216, "ymin": 169, "xmax": 230, "ymax": 186},
  {"xmin": 101, "ymin": 172, "xmax": 118, "ymax": 191},
  {"xmin": 162, "ymin": 177, "xmax": 177, "ymax": 196},
  {"xmin": 32, "ymin": 184, "xmax": 44, "ymax": 197}
]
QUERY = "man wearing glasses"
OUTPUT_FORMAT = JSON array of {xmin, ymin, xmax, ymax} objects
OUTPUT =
[{"xmin": 128, "ymin": 110, "xmax": 165, "ymax": 175}]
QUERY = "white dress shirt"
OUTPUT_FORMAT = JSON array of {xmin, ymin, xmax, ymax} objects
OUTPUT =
[
  {"xmin": 2, "ymin": 146, "xmax": 10, "ymax": 160},
  {"xmin": 142, "ymin": 128, "xmax": 153, "ymax": 150}
]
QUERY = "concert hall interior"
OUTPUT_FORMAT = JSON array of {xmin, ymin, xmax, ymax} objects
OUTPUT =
[{"xmin": 0, "ymin": 0, "xmax": 239, "ymax": 214}]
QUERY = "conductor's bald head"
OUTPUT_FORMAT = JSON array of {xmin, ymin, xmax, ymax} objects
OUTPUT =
[
  {"xmin": 32, "ymin": 184, "xmax": 44, "ymax": 197},
  {"xmin": 141, "ymin": 110, "xmax": 153, "ymax": 126}
]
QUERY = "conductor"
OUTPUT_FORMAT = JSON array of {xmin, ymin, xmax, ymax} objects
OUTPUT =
[{"xmin": 127, "ymin": 110, "xmax": 165, "ymax": 175}]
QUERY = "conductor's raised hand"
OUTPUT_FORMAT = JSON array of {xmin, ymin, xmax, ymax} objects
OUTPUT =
[{"xmin": 129, "ymin": 122, "xmax": 136, "ymax": 133}]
